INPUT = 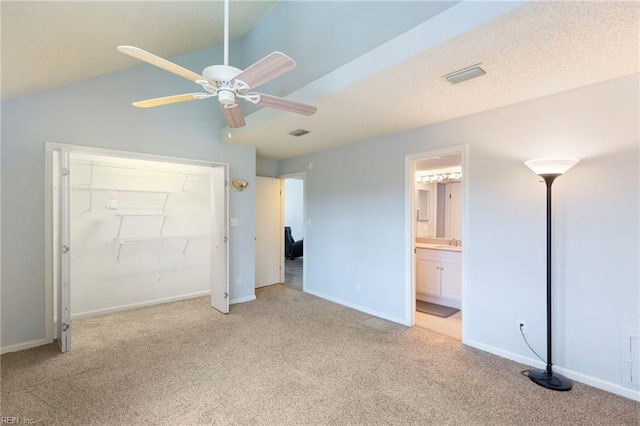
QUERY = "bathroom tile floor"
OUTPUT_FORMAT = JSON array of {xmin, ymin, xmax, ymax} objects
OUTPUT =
[{"xmin": 415, "ymin": 309, "xmax": 462, "ymax": 341}]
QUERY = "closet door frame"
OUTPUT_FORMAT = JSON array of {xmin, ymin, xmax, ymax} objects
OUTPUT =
[{"xmin": 44, "ymin": 142, "xmax": 229, "ymax": 348}]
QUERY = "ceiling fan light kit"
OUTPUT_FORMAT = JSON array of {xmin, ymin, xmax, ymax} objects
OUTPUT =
[
  {"xmin": 218, "ymin": 90, "xmax": 236, "ymax": 106},
  {"xmin": 117, "ymin": 0, "xmax": 316, "ymax": 129}
]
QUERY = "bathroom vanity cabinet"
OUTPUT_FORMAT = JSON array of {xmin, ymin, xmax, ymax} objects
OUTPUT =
[{"xmin": 416, "ymin": 247, "xmax": 461, "ymax": 309}]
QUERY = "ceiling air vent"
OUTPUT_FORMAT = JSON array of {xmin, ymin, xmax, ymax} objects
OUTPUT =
[
  {"xmin": 444, "ymin": 64, "xmax": 486, "ymax": 85},
  {"xmin": 289, "ymin": 129, "xmax": 310, "ymax": 137}
]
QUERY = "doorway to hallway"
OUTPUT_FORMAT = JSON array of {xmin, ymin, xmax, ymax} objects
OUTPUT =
[{"xmin": 283, "ymin": 174, "xmax": 305, "ymax": 291}]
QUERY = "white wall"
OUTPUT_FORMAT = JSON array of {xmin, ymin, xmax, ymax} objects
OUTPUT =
[
  {"xmin": 284, "ymin": 178, "xmax": 304, "ymax": 242},
  {"xmin": 279, "ymin": 74, "xmax": 639, "ymax": 398},
  {"xmin": 69, "ymin": 154, "xmax": 212, "ymax": 318},
  {"xmin": 256, "ymin": 156, "xmax": 279, "ymax": 178},
  {"xmin": 1, "ymin": 43, "xmax": 257, "ymax": 350}
]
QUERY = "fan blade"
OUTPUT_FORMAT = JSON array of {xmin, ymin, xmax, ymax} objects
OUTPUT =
[
  {"xmin": 221, "ymin": 104, "xmax": 246, "ymax": 128},
  {"xmin": 132, "ymin": 93, "xmax": 207, "ymax": 108},
  {"xmin": 253, "ymin": 93, "xmax": 317, "ymax": 116},
  {"xmin": 233, "ymin": 52, "xmax": 296, "ymax": 91},
  {"xmin": 118, "ymin": 46, "xmax": 205, "ymax": 83}
]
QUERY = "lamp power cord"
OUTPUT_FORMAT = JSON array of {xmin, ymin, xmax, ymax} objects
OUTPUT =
[{"xmin": 519, "ymin": 323, "xmax": 546, "ymax": 364}]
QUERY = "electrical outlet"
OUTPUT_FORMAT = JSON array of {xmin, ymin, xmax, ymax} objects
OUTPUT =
[
  {"xmin": 519, "ymin": 321, "xmax": 526, "ymax": 333},
  {"xmin": 235, "ymin": 277, "xmax": 241, "ymax": 287},
  {"xmin": 355, "ymin": 282, "xmax": 360, "ymax": 291}
]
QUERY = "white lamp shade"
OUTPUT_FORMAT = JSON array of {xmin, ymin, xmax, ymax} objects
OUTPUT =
[{"xmin": 524, "ymin": 158, "xmax": 579, "ymax": 176}]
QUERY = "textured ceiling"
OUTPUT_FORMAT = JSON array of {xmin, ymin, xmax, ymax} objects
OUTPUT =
[
  {"xmin": 226, "ymin": 1, "xmax": 639, "ymax": 159},
  {"xmin": 1, "ymin": 0, "xmax": 276, "ymax": 99}
]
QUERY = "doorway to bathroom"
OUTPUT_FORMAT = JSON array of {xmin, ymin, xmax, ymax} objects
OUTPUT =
[{"xmin": 407, "ymin": 146, "xmax": 467, "ymax": 341}]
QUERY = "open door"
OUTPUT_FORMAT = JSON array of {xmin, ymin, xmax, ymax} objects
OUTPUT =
[
  {"xmin": 210, "ymin": 165, "xmax": 229, "ymax": 313},
  {"xmin": 57, "ymin": 149, "xmax": 71, "ymax": 351},
  {"xmin": 255, "ymin": 177, "xmax": 283, "ymax": 288}
]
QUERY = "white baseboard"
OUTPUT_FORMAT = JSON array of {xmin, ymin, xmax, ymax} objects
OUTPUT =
[
  {"xmin": 305, "ymin": 289, "xmax": 409, "ymax": 326},
  {"xmin": 8, "ymin": 291, "xmax": 243, "ymax": 353},
  {"xmin": 71, "ymin": 291, "xmax": 211, "ymax": 319},
  {"xmin": 466, "ymin": 339, "xmax": 640, "ymax": 402},
  {"xmin": 1, "ymin": 338, "xmax": 53, "ymax": 354},
  {"xmin": 465, "ymin": 339, "xmax": 546, "ymax": 369},
  {"xmin": 230, "ymin": 295, "xmax": 256, "ymax": 304}
]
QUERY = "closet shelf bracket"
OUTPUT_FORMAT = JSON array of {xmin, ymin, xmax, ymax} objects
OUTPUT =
[{"xmin": 115, "ymin": 235, "xmax": 209, "ymax": 262}]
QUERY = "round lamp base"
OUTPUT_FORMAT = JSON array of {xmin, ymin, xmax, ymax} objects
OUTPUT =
[{"xmin": 528, "ymin": 369, "xmax": 572, "ymax": 391}]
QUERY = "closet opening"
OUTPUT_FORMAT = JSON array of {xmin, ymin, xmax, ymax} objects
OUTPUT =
[{"xmin": 46, "ymin": 145, "xmax": 228, "ymax": 352}]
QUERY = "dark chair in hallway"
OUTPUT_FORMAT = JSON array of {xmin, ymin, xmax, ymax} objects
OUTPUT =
[{"xmin": 284, "ymin": 226, "xmax": 303, "ymax": 260}]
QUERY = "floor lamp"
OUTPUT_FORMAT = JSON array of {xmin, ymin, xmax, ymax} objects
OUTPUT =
[{"xmin": 524, "ymin": 158, "xmax": 579, "ymax": 392}]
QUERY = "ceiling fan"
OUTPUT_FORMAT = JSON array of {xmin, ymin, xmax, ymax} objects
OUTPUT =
[{"xmin": 117, "ymin": 0, "xmax": 317, "ymax": 129}]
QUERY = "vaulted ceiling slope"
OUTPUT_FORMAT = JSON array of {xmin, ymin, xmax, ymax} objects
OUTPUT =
[
  {"xmin": 1, "ymin": 1, "xmax": 456, "ymax": 102},
  {"xmin": 0, "ymin": 0, "xmax": 277, "ymax": 99}
]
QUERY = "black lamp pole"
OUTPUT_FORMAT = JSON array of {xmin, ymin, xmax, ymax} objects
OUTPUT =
[{"xmin": 527, "ymin": 174, "xmax": 572, "ymax": 391}]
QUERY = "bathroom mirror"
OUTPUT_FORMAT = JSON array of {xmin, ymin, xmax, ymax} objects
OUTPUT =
[{"xmin": 417, "ymin": 189, "xmax": 430, "ymax": 222}]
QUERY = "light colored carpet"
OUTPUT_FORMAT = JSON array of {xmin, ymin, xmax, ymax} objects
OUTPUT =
[{"xmin": 1, "ymin": 284, "xmax": 638, "ymax": 425}]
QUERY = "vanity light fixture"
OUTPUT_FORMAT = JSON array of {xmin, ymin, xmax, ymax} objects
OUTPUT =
[
  {"xmin": 417, "ymin": 172, "xmax": 461, "ymax": 183},
  {"xmin": 231, "ymin": 180, "xmax": 249, "ymax": 191},
  {"xmin": 523, "ymin": 157, "xmax": 579, "ymax": 392}
]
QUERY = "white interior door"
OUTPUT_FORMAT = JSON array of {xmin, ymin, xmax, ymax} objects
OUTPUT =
[
  {"xmin": 58, "ymin": 149, "xmax": 71, "ymax": 351},
  {"xmin": 210, "ymin": 166, "xmax": 229, "ymax": 313},
  {"xmin": 255, "ymin": 177, "xmax": 282, "ymax": 288}
]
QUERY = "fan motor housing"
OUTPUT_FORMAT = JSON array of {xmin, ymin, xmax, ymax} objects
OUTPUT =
[{"xmin": 203, "ymin": 65, "xmax": 242, "ymax": 85}]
